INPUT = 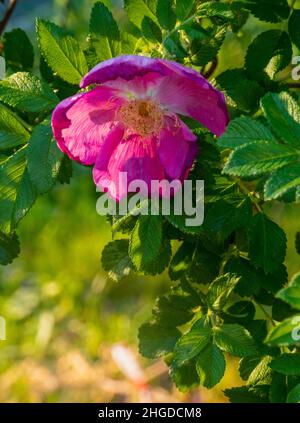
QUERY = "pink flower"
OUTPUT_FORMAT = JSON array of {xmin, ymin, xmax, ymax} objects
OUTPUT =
[{"xmin": 52, "ymin": 55, "xmax": 229, "ymax": 200}]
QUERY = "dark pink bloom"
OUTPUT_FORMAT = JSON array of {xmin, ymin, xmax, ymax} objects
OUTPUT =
[{"xmin": 52, "ymin": 55, "xmax": 229, "ymax": 200}]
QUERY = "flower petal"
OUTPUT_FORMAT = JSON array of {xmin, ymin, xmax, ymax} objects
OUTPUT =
[
  {"xmin": 52, "ymin": 86, "xmax": 124, "ymax": 165},
  {"xmin": 93, "ymin": 131, "xmax": 165, "ymax": 200},
  {"xmin": 154, "ymin": 74, "xmax": 229, "ymax": 137},
  {"xmin": 158, "ymin": 116, "xmax": 197, "ymax": 180}
]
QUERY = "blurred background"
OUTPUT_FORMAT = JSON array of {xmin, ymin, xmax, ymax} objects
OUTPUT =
[{"xmin": 0, "ymin": 0, "xmax": 299, "ymax": 403}]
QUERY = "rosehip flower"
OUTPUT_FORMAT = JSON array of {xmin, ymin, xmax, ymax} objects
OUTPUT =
[{"xmin": 52, "ymin": 55, "xmax": 229, "ymax": 200}]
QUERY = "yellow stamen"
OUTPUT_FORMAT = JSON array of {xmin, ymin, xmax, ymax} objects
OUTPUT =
[{"xmin": 117, "ymin": 99, "xmax": 163, "ymax": 137}]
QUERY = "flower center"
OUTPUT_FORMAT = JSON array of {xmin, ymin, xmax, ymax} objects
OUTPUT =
[{"xmin": 118, "ymin": 99, "xmax": 163, "ymax": 137}]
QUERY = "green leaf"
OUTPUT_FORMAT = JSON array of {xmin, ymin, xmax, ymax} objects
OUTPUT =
[
  {"xmin": 0, "ymin": 232, "xmax": 20, "ymax": 265},
  {"xmin": 207, "ymin": 273, "xmax": 239, "ymax": 310},
  {"xmin": 240, "ymin": 0, "xmax": 290, "ymax": 23},
  {"xmin": 101, "ymin": 239, "xmax": 133, "ymax": 282},
  {"xmin": 270, "ymin": 372, "xmax": 287, "ymax": 403},
  {"xmin": 0, "ymin": 72, "xmax": 59, "ymax": 113},
  {"xmin": 27, "ymin": 119, "xmax": 63, "ymax": 194},
  {"xmin": 189, "ymin": 26, "xmax": 226, "ymax": 67},
  {"xmin": 224, "ymin": 385, "xmax": 270, "ymax": 403},
  {"xmin": 152, "ymin": 289, "xmax": 197, "ymax": 327},
  {"xmin": 3, "ymin": 29, "xmax": 34, "ymax": 71},
  {"xmin": 196, "ymin": 343, "xmax": 226, "ymax": 388},
  {"xmin": 214, "ymin": 324, "xmax": 257, "ymax": 357},
  {"xmin": 89, "ymin": 1, "xmax": 120, "ymax": 61},
  {"xmin": 156, "ymin": 0, "xmax": 176, "ymax": 31},
  {"xmin": 224, "ymin": 257, "xmax": 260, "ymax": 297},
  {"xmin": 170, "ymin": 360, "xmax": 199, "ymax": 393},
  {"xmin": 216, "ymin": 69, "xmax": 264, "ymax": 112},
  {"xmin": 289, "ymin": 10, "xmax": 300, "ymax": 50},
  {"xmin": 0, "ymin": 103, "xmax": 30, "ymax": 150},
  {"xmin": 0, "ymin": 147, "xmax": 36, "ymax": 233},
  {"xmin": 261, "ymin": 92, "xmax": 300, "ymax": 148},
  {"xmin": 287, "ymin": 383, "xmax": 300, "ymax": 403},
  {"xmin": 264, "ymin": 163, "xmax": 300, "ymax": 201},
  {"xmin": 218, "ymin": 117, "xmax": 275, "ymax": 149},
  {"xmin": 265, "ymin": 316, "xmax": 300, "ymax": 346},
  {"xmin": 223, "ymin": 141, "xmax": 298, "ymax": 177},
  {"xmin": 124, "ymin": 0, "xmax": 158, "ymax": 27},
  {"xmin": 138, "ymin": 321, "xmax": 180, "ymax": 358},
  {"xmin": 245, "ymin": 30, "xmax": 292, "ymax": 80},
  {"xmin": 141, "ymin": 16, "xmax": 162, "ymax": 43},
  {"xmin": 169, "ymin": 241, "xmax": 220, "ymax": 285},
  {"xmin": 277, "ymin": 273, "xmax": 300, "ymax": 311},
  {"xmin": 174, "ymin": 318, "xmax": 212, "ymax": 365},
  {"xmin": 197, "ymin": 2, "xmax": 235, "ymax": 21},
  {"xmin": 36, "ymin": 19, "xmax": 88, "ymax": 85},
  {"xmin": 129, "ymin": 215, "xmax": 163, "ymax": 271},
  {"xmin": 270, "ymin": 354, "xmax": 300, "ymax": 376},
  {"xmin": 175, "ymin": 0, "xmax": 194, "ymax": 21},
  {"xmin": 247, "ymin": 213, "xmax": 287, "ymax": 273}
]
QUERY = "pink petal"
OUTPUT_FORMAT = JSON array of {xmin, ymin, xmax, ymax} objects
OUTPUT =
[
  {"xmin": 154, "ymin": 75, "xmax": 229, "ymax": 137},
  {"xmin": 52, "ymin": 86, "xmax": 124, "ymax": 165},
  {"xmin": 93, "ymin": 131, "xmax": 165, "ymax": 201},
  {"xmin": 158, "ymin": 116, "xmax": 197, "ymax": 180}
]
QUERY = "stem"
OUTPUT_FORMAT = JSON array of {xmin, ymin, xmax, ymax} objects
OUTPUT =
[
  {"xmin": 233, "ymin": 177, "xmax": 263, "ymax": 213},
  {"xmin": 203, "ymin": 58, "xmax": 218, "ymax": 79},
  {"xmin": 162, "ymin": 14, "xmax": 198, "ymax": 45},
  {"xmin": 286, "ymin": 82, "xmax": 300, "ymax": 89},
  {"xmin": 0, "ymin": 0, "xmax": 18, "ymax": 37},
  {"xmin": 252, "ymin": 298, "xmax": 276, "ymax": 327}
]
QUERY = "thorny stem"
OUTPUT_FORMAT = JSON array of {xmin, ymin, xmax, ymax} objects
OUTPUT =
[
  {"xmin": 233, "ymin": 177, "xmax": 263, "ymax": 213},
  {"xmin": 0, "ymin": 0, "xmax": 18, "ymax": 37}
]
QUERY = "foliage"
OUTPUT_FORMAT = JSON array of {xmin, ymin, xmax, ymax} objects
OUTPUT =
[{"xmin": 1, "ymin": 0, "xmax": 300, "ymax": 403}]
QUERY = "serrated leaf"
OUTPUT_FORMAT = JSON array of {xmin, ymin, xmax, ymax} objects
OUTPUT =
[
  {"xmin": 240, "ymin": 0, "xmax": 290, "ymax": 23},
  {"xmin": 265, "ymin": 316, "xmax": 300, "ymax": 346},
  {"xmin": 270, "ymin": 372, "xmax": 287, "ymax": 403},
  {"xmin": 141, "ymin": 16, "xmax": 162, "ymax": 43},
  {"xmin": 170, "ymin": 360, "xmax": 199, "ymax": 393},
  {"xmin": 156, "ymin": 0, "xmax": 176, "ymax": 31},
  {"xmin": 0, "ymin": 147, "xmax": 36, "ymax": 233},
  {"xmin": 247, "ymin": 356, "xmax": 273, "ymax": 386},
  {"xmin": 261, "ymin": 92, "xmax": 300, "ymax": 148},
  {"xmin": 196, "ymin": 343, "xmax": 225, "ymax": 388},
  {"xmin": 0, "ymin": 231, "xmax": 20, "ymax": 265},
  {"xmin": 175, "ymin": 0, "xmax": 194, "ymax": 21},
  {"xmin": 0, "ymin": 72, "xmax": 59, "ymax": 113},
  {"xmin": 270, "ymin": 354, "xmax": 300, "ymax": 376},
  {"xmin": 287, "ymin": 383, "xmax": 300, "ymax": 403},
  {"xmin": 124, "ymin": 0, "xmax": 158, "ymax": 27},
  {"xmin": 264, "ymin": 163, "xmax": 300, "ymax": 200},
  {"xmin": 190, "ymin": 25, "xmax": 226, "ymax": 67},
  {"xmin": 3, "ymin": 29, "xmax": 34, "ymax": 71},
  {"xmin": 207, "ymin": 273, "xmax": 239, "ymax": 310},
  {"xmin": 223, "ymin": 141, "xmax": 298, "ymax": 177},
  {"xmin": 138, "ymin": 321, "xmax": 180, "ymax": 358},
  {"xmin": 89, "ymin": 2, "xmax": 120, "ymax": 61},
  {"xmin": 0, "ymin": 103, "xmax": 30, "ymax": 151},
  {"xmin": 101, "ymin": 239, "xmax": 133, "ymax": 282},
  {"xmin": 214, "ymin": 323, "xmax": 257, "ymax": 357},
  {"xmin": 129, "ymin": 215, "xmax": 162, "ymax": 271},
  {"xmin": 277, "ymin": 273, "xmax": 300, "ymax": 311},
  {"xmin": 174, "ymin": 318, "xmax": 212, "ymax": 365},
  {"xmin": 36, "ymin": 19, "xmax": 88, "ymax": 85},
  {"xmin": 152, "ymin": 289, "xmax": 197, "ymax": 327},
  {"xmin": 197, "ymin": 2, "xmax": 234, "ymax": 21},
  {"xmin": 218, "ymin": 117, "xmax": 276, "ymax": 149},
  {"xmin": 247, "ymin": 213, "xmax": 287, "ymax": 273},
  {"xmin": 27, "ymin": 119, "xmax": 63, "ymax": 194},
  {"xmin": 216, "ymin": 69, "xmax": 264, "ymax": 112},
  {"xmin": 289, "ymin": 10, "xmax": 300, "ymax": 50},
  {"xmin": 245, "ymin": 30, "xmax": 292, "ymax": 80},
  {"xmin": 224, "ymin": 385, "xmax": 270, "ymax": 403}
]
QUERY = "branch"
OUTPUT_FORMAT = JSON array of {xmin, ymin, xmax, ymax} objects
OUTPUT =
[
  {"xmin": 203, "ymin": 57, "xmax": 218, "ymax": 79},
  {"xmin": 0, "ymin": 0, "xmax": 18, "ymax": 37},
  {"xmin": 286, "ymin": 82, "xmax": 300, "ymax": 89}
]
